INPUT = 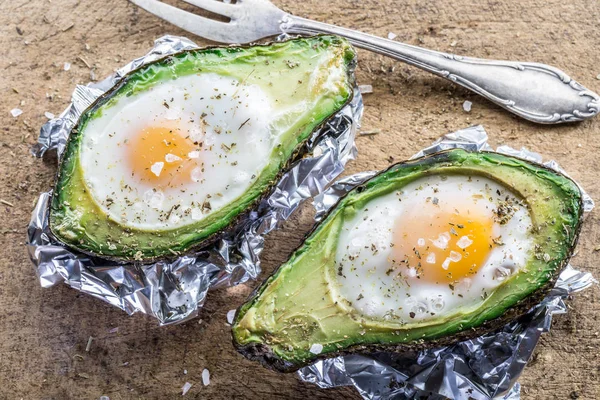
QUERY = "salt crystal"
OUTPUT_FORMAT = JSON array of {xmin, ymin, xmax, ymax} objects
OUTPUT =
[
  {"xmin": 44, "ymin": 111, "xmax": 55, "ymax": 120},
  {"xmin": 191, "ymin": 208, "xmax": 203, "ymax": 220},
  {"xmin": 358, "ymin": 84, "xmax": 373, "ymax": 94},
  {"xmin": 309, "ymin": 343, "xmax": 323, "ymax": 354},
  {"xmin": 108, "ymin": 327, "xmax": 119, "ymax": 334},
  {"xmin": 463, "ymin": 101, "xmax": 472, "ymax": 112},
  {"xmin": 150, "ymin": 162, "xmax": 164, "ymax": 177},
  {"xmin": 387, "ymin": 32, "xmax": 397, "ymax": 40},
  {"xmin": 10, "ymin": 108, "xmax": 23, "ymax": 117},
  {"xmin": 442, "ymin": 258, "xmax": 451, "ymax": 270},
  {"xmin": 426, "ymin": 252, "xmax": 436, "ymax": 264},
  {"xmin": 99, "ymin": 396, "xmax": 110, "ymax": 400},
  {"xmin": 226, "ymin": 309, "xmax": 236, "ymax": 325},
  {"xmin": 187, "ymin": 151, "xmax": 201, "ymax": 159},
  {"xmin": 456, "ymin": 236, "xmax": 473, "ymax": 249},
  {"xmin": 181, "ymin": 382, "xmax": 192, "ymax": 395},
  {"xmin": 233, "ymin": 171, "xmax": 250, "ymax": 184},
  {"xmin": 184, "ymin": 369, "xmax": 188, "ymax": 375},
  {"xmin": 191, "ymin": 167, "xmax": 203, "ymax": 182},
  {"xmin": 431, "ymin": 232, "xmax": 450, "ymax": 250},
  {"xmin": 449, "ymin": 250, "xmax": 462, "ymax": 262},
  {"xmin": 144, "ymin": 190, "xmax": 164, "ymax": 210},
  {"xmin": 417, "ymin": 238, "xmax": 425, "ymax": 247},
  {"xmin": 165, "ymin": 153, "xmax": 182, "ymax": 163},
  {"xmin": 201, "ymin": 369, "xmax": 210, "ymax": 386},
  {"xmin": 64, "ymin": 62, "xmax": 71, "ymax": 71}
]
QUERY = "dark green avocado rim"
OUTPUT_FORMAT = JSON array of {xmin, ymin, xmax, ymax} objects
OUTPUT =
[
  {"xmin": 232, "ymin": 148, "xmax": 585, "ymax": 373},
  {"xmin": 46, "ymin": 35, "xmax": 357, "ymax": 264}
]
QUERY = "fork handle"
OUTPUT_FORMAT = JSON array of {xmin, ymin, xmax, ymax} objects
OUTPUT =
[{"xmin": 281, "ymin": 16, "xmax": 600, "ymax": 124}]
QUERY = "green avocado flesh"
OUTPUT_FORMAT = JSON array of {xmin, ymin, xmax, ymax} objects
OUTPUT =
[
  {"xmin": 232, "ymin": 149, "xmax": 583, "ymax": 372},
  {"xmin": 49, "ymin": 36, "xmax": 356, "ymax": 262}
]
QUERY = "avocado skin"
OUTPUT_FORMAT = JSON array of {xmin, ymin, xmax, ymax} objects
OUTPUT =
[
  {"xmin": 48, "ymin": 35, "xmax": 357, "ymax": 263},
  {"xmin": 232, "ymin": 149, "xmax": 584, "ymax": 372}
]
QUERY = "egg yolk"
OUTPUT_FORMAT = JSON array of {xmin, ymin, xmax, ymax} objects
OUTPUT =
[
  {"xmin": 392, "ymin": 202, "xmax": 494, "ymax": 284},
  {"xmin": 127, "ymin": 126, "xmax": 200, "ymax": 188}
]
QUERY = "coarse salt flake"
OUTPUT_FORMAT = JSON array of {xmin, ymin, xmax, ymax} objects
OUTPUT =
[
  {"xmin": 426, "ymin": 252, "xmax": 436, "ymax": 264},
  {"xmin": 181, "ymin": 382, "xmax": 192, "ymax": 395},
  {"xmin": 457, "ymin": 236, "xmax": 473, "ymax": 249},
  {"xmin": 431, "ymin": 232, "xmax": 451, "ymax": 250},
  {"xmin": 165, "ymin": 153, "xmax": 182, "ymax": 163},
  {"xmin": 150, "ymin": 162, "xmax": 164, "ymax": 177},
  {"xmin": 449, "ymin": 250, "xmax": 462, "ymax": 262},
  {"xmin": 202, "ymin": 369, "xmax": 210, "ymax": 386},
  {"xmin": 10, "ymin": 108, "xmax": 23, "ymax": 117},
  {"xmin": 387, "ymin": 32, "xmax": 397, "ymax": 40},
  {"xmin": 358, "ymin": 84, "xmax": 373, "ymax": 94},
  {"xmin": 463, "ymin": 101, "xmax": 472, "ymax": 112},
  {"xmin": 309, "ymin": 343, "xmax": 323, "ymax": 354},
  {"xmin": 44, "ymin": 111, "xmax": 55, "ymax": 120},
  {"xmin": 226, "ymin": 309, "xmax": 236, "ymax": 325},
  {"xmin": 442, "ymin": 258, "xmax": 451, "ymax": 270},
  {"xmin": 64, "ymin": 62, "xmax": 71, "ymax": 71},
  {"xmin": 187, "ymin": 150, "xmax": 201, "ymax": 159},
  {"xmin": 191, "ymin": 167, "xmax": 203, "ymax": 182},
  {"xmin": 191, "ymin": 208, "xmax": 203, "ymax": 220}
]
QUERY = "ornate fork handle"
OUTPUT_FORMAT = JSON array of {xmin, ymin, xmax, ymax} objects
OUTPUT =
[{"xmin": 281, "ymin": 16, "xmax": 600, "ymax": 124}]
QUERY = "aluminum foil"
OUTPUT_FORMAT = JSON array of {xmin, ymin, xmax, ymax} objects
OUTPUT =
[
  {"xmin": 27, "ymin": 35, "xmax": 363, "ymax": 325},
  {"xmin": 299, "ymin": 125, "xmax": 596, "ymax": 399}
]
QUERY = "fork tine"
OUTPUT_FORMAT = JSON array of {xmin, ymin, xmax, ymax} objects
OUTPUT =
[
  {"xmin": 180, "ymin": 0, "xmax": 237, "ymax": 18},
  {"xmin": 129, "ymin": 0, "xmax": 237, "ymax": 43}
]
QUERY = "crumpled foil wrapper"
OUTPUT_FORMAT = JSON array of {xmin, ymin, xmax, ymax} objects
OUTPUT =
[
  {"xmin": 27, "ymin": 35, "xmax": 363, "ymax": 325},
  {"xmin": 298, "ymin": 125, "xmax": 596, "ymax": 399}
]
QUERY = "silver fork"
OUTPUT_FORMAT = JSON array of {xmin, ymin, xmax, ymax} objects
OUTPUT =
[{"xmin": 129, "ymin": 0, "xmax": 599, "ymax": 124}]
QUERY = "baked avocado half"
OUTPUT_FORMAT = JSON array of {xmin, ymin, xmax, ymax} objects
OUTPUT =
[
  {"xmin": 232, "ymin": 149, "xmax": 584, "ymax": 372},
  {"xmin": 49, "ymin": 36, "xmax": 356, "ymax": 262}
]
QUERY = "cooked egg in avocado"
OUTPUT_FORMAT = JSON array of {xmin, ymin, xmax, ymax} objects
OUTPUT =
[
  {"xmin": 49, "ymin": 36, "xmax": 356, "ymax": 261},
  {"xmin": 232, "ymin": 149, "xmax": 584, "ymax": 372}
]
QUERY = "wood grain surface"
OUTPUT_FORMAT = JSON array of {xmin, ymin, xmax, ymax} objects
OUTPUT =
[{"xmin": 1, "ymin": 0, "xmax": 599, "ymax": 398}]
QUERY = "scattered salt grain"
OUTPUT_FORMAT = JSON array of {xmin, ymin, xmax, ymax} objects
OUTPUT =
[
  {"xmin": 99, "ymin": 396, "xmax": 110, "ymax": 400},
  {"xmin": 187, "ymin": 150, "xmax": 200, "ymax": 159},
  {"xmin": 457, "ymin": 236, "xmax": 473, "ymax": 249},
  {"xmin": 85, "ymin": 336, "xmax": 93, "ymax": 352},
  {"xmin": 358, "ymin": 84, "xmax": 373, "ymax": 94},
  {"xmin": 165, "ymin": 153, "xmax": 182, "ymax": 163},
  {"xmin": 309, "ymin": 343, "xmax": 323, "ymax": 354},
  {"xmin": 431, "ymin": 232, "xmax": 450, "ymax": 250},
  {"xmin": 182, "ymin": 382, "xmax": 192, "ymax": 396},
  {"xmin": 226, "ymin": 309, "xmax": 236, "ymax": 325},
  {"xmin": 387, "ymin": 32, "xmax": 397, "ymax": 40},
  {"xmin": 191, "ymin": 167, "xmax": 203, "ymax": 182},
  {"xmin": 449, "ymin": 250, "xmax": 462, "ymax": 262},
  {"xmin": 44, "ymin": 111, "xmax": 55, "ymax": 120},
  {"xmin": 463, "ymin": 100, "xmax": 472, "ymax": 112},
  {"xmin": 201, "ymin": 369, "xmax": 210, "ymax": 386},
  {"xmin": 64, "ymin": 62, "xmax": 71, "ymax": 71},
  {"xmin": 191, "ymin": 208, "xmax": 203, "ymax": 220},
  {"xmin": 108, "ymin": 327, "xmax": 119, "ymax": 334},
  {"xmin": 596, "ymin": 73, "xmax": 600, "ymax": 80},
  {"xmin": 442, "ymin": 258, "xmax": 451, "ymax": 270},
  {"xmin": 151, "ymin": 162, "xmax": 164, "ymax": 177},
  {"xmin": 426, "ymin": 252, "xmax": 436, "ymax": 264},
  {"xmin": 10, "ymin": 108, "xmax": 23, "ymax": 117},
  {"xmin": 184, "ymin": 369, "xmax": 188, "ymax": 375}
]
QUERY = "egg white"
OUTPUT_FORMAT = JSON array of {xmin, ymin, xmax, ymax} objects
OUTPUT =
[
  {"xmin": 330, "ymin": 174, "xmax": 533, "ymax": 323},
  {"xmin": 80, "ymin": 73, "xmax": 285, "ymax": 230}
]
